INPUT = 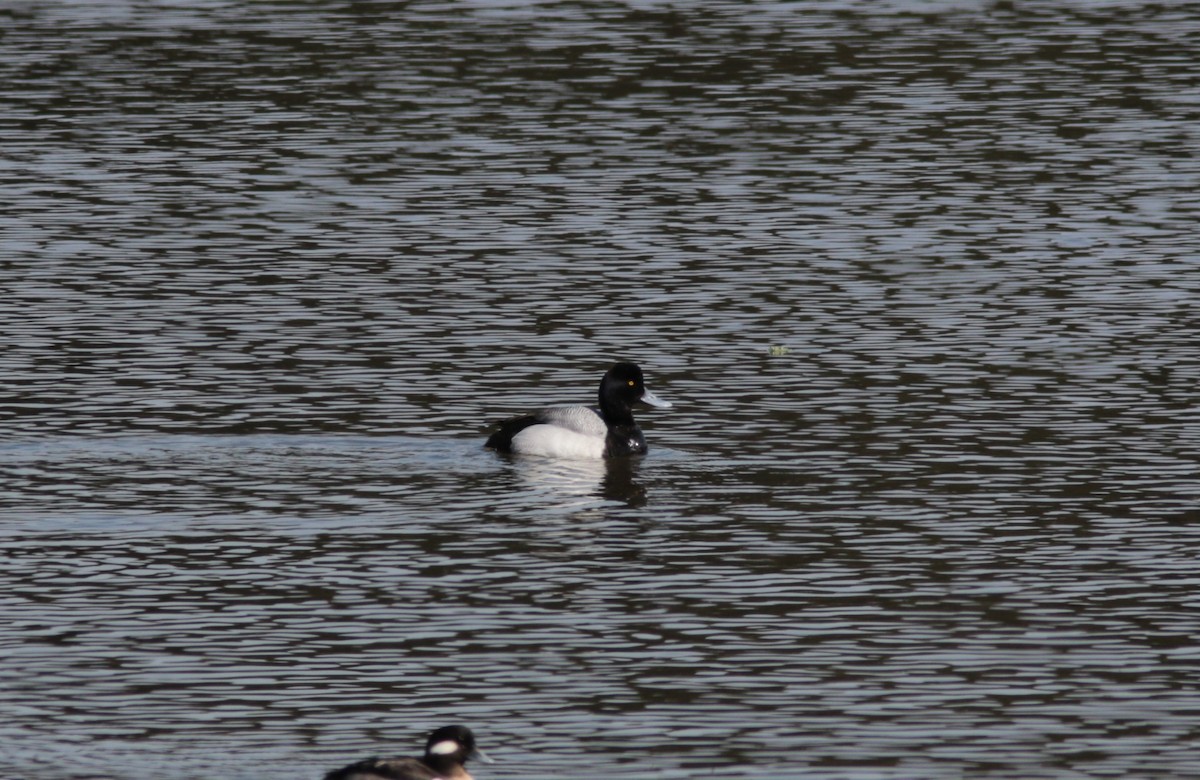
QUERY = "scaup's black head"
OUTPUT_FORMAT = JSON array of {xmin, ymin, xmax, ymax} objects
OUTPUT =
[{"xmin": 599, "ymin": 362, "xmax": 672, "ymax": 419}]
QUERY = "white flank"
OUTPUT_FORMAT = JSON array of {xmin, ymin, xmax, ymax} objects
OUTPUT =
[{"xmin": 511, "ymin": 424, "xmax": 606, "ymax": 459}]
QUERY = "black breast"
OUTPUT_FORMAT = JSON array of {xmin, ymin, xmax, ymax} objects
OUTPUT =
[{"xmin": 605, "ymin": 426, "xmax": 647, "ymax": 457}]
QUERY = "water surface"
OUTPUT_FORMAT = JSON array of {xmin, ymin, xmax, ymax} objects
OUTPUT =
[{"xmin": 2, "ymin": 2, "xmax": 1198, "ymax": 778}]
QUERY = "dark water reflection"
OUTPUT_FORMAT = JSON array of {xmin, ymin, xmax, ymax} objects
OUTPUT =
[{"xmin": 2, "ymin": 1, "xmax": 1199, "ymax": 778}]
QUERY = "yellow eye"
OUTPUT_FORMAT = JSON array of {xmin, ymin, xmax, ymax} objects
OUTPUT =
[{"xmin": 628, "ymin": 380, "xmax": 636, "ymax": 387}]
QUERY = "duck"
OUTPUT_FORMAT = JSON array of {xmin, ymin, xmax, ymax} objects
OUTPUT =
[
  {"xmin": 323, "ymin": 725, "xmax": 491, "ymax": 780},
  {"xmin": 484, "ymin": 362, "xmax": 671, "ymax": 459}
]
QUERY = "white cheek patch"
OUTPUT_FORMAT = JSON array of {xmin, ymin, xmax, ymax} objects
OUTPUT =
[{"xmin": 429, "ymin": 740, "xmax": 460, "ymax": 756}]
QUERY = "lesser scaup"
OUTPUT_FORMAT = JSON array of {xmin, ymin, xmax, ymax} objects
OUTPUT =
[
  {"xmin": 323, "ymin": 725, "xmax": 491, "ymax": 780},
  {"xmin": 484, "ymin": 362, "xmax": 671, "ymax": 459}
]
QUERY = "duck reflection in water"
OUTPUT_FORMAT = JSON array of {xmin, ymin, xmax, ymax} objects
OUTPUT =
[{"xmin": 508, "ymin": 449, "xmax": 648, "ymax": 509}]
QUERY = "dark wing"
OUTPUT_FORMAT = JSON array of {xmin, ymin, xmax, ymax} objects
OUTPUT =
[{"xmin": 484, "ymin": 413, "xmax": 541, "ymax": 452}]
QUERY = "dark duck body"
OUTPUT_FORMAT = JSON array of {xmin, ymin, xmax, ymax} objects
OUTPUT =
[{"xmin": 324, "ymin": 725, "xmax": 491, "ymax": 780}]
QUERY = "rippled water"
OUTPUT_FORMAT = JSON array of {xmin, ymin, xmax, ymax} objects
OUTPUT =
[{"xmin": 2, "ymin": 1, "xmax": 1199, "ymax": 778}]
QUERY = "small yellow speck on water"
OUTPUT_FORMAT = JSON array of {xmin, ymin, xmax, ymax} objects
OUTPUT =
[{"xmin": 769, "ymin": 345, "xmax": 790, "ymax": 356}]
